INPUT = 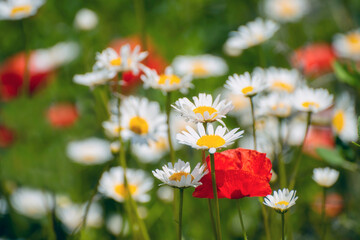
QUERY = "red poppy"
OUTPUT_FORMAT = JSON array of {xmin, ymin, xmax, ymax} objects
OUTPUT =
[
  {"xmin": 303, "ymin": 125, "xmax": 335, "ymax": 158},
  {"xmin": 109, "ymin": 35, "xmax": 168, "ymax": 94},
  {"xmin": 46, "ymin": 103, "xmax": 78, "ymax": 128},
  {"xmin": 0, "ymin": 125, "xmax": 15, "ymax": 148},
  {"xmin": 193, "ymin": 148, "xmax": 272, "ymax": 199},
  {"xmin": 292, "ymin": 43, "xmax": 336, "ymax": 77},
  {"xmin": 0, "ymin": 52, "xmax": 53, "ymax": 101},
  {"xmin": 312, "ymin": 192, "xmax": 344, "ymax": 218}
]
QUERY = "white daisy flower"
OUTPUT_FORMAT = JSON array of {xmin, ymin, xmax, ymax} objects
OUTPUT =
[
  {"xmin": 120, "ymin": 96, "xmax": 167, "ymax": 144},
  {"xmin": 152, "ymin": 159, "xmax": 208, "ymax": 189},
  {"xmin": 176, "ymin": 123, "xmax": 244, "ymax": 154},
  {"xmin": 332, "ymin": 93, "xmax": 358, "ymax": 142},
  {"xmin": 224, "ymin": 70, "xmax": 268, "ymax": 97},
  {"xmin": 73, "ymin": 70, "xmax": 116, "ymax": 88},
  {"xmin": 131, "ymin": 135, "xmax": 169, "ymax": 163},
  {"xmin": 221, "ymin": 89, "xmax": 251, "ymax": 117},
  {"xmin": 257, "ymin": 93, "xmax": 293, "ymax": 118},
  {"xmin": 10, "ymin": 188, "xmax": 52, "ymax": 219},
  {"xmin": 0, "ymin": 0, "xmax": 45, "ymax": 20},
  {"xmin": 66, "ymin": 138, "xmax": 112, "ymax": 165},
  {"xmin": 74, "ymin": 8, "xmax": 98, "ymax": 31},
  {"xmin": 98, "ymin": 167, "xmax": 153, "ymax": 203},
  {"xmin": 264, "ymin": 0, "xmax": 309, "ymax": 23},
  {"xmin": 223, "ymin": 37, "xmax": 243, "ymax": 57},
  {"xmin": 106, "ymin": 214, "xmax": 129, "ymax": 236},
  {"xmin": 34, "ymin": 42, "xmax": 80, "ymax": 72},
  {"xmin": 224, "ymin": 18, "xmax": 279, "ymax": 51},
  {"xmin": 157, "ymin": 186, "xmax": 174, "ymax": 203},
  {"xmin": 102, "ymin": 116, "xmax": 122, "ymax": 139},
  {"xmin": 172, "ymin": 93, "xmax": 233, "ymax": 124},
  {"xmin": 292, "ymin": 87, "xmax": 333, "ymax": 113},
  {"xmin": 172, "ymin": 54, "xmax": 228, "ymax": 78},
  {"xmin": 263, "ymin": 67, "xmax": 302, "ymax": 93},
  {"xmin": 141, "ymin": 66, "xmax": 193, "ymax": 94},
  {"xmin": 263, "ymin": 188, "xmax": 298, "ymax": 213},
  {"xmin": 312, "ymin": 167, "xmax": 339, "ymax": 188},
  {"xmin": 333, "ymin": 29, "xmax": 360, "ymax": 61},
  {"xmin": 56, "ymin": 199, "xmax": 103, "ymax": 232},
  {"xmin": 94, "ymin": 44, "xmax": 148, "ymax": 74}
]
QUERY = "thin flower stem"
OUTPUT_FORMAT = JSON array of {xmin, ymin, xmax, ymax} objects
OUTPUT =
[
  {"xmin": 166, "ymin": 92, "xmax": 176, "ymax": 165},
  {"xmin": 278, "ymin": 117, "xmax": 287, "ymax": 188},
  {"xmin": 321, "ymin": 187, "xmax": 327, "ymax": 240},
  {"xmin": 178, "ymin": 188, "xmax": 184, "ymax": 240},
  {"xmin": 236, "ymin": 200, "xmax": 248, "ymax": 240},
  {"xmin": 289, "ymin": 112, "xmax": 312, "ymax": 189},
  {"xmin": 249, "ymin": 96, "xmax": 257, "ymax": 150},
  {"xmin": 210, "ymin": 153, "xmax": 222, "ymax": 240},
  {"xmin": 281, "ymin": 213, "xmax": 285, "ymax": 240}
]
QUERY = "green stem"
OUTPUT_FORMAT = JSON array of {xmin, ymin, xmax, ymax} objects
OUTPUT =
[
  {"xmin": 47, "ymin": 195, "xmax": 56, "ymax": 240},
  {"xmin": 321, "ymin": 187, "xmax": 327, "ymax": 240},
  {"xmin": 281, "ymin": 213, "xmax": 285, "ymax": 240},
  {"xmin": 249, "ymin": 96, "xmax": 257, "ymax": 150},
  {"xmin": 210, "ymin": 153, "xmax": 222, "ymax": 240},
  {"xmin": 166, "ymin": 92, "xmax": 176, "ymax": 165},
  {"xmin": 278, "ymin": 118, "xmax": 287, "ymax": 188},
  {"xmin": 133, "ymin": 0, "xmax": 147, "ymax": 51},
  {"xmin": 178, "ymin": 188, "xmax": 184, "ymax": 240},
  {"xmin": 289, "ymin": 112, "xmax": 312, "ymax": 189},
  {"xmin": 236, "ymin": 200, "xmax": 248, "ymax": 240}
]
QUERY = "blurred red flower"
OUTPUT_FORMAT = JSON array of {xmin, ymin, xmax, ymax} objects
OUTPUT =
[
  {"xmin": 0, "ymin": 52, "xmax": 53, "ymax": 101},
  {"xmin": 292, "ymin": 43, "xmax": 336, "ymax": 77},
  {"xmin": 109, "ymin": 36, "xmax": 168, "ymax": 94},
  {"xmin": 303, "ymin": 125, "xmax": 335, "ymax": 158},
  {"xmin": 0, "ymin": 125, "xmax": 15, "ymax": 148},
  {"xmin": 46, "ymin": 103, "xmax": 78, "ymax": 128},
  {"xmin": 313, "ymin": 192, "xmax": 344, "ymax": 218},
  {"xmin": 193, "ymin": 148, "xmax": 272, "ymax": 199}
]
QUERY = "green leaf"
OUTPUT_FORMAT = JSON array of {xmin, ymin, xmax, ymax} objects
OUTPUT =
[
  {"xmin": 316, "ymin": 148, "xmax": 358, "ymax": 171},
  {"xmin": 333, "ymin": 61, "xmax": 360, "ymax": 88}
]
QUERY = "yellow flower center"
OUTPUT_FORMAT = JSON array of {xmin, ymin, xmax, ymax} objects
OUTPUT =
[
  {"xmin": 110, "ymin": 57, "xmax": 122, "ymax": 66},
  {"xmin": 196, "ymin": 135, "xmax": 226, "ymax": 149},
  {"xmin": 82, "ymin": 155, "xmax": 96, "ymax": 162},
  {"xmin": 271, "ymin": 103, "xmax": 291, "ymax": 117},
  {"xmin": 129, "ymin": 116, "xmax": 149, "ymax": 135},
  {"xmin": 279, "ymin": 2, "xmax": 296, "ymax": 16},
  {"xmin": 332, "ymin": 110, "xmax": 344, "ymax": 133},
  {"xmin": 346, "ymin": 33, "xmax": 360, "ymax": 52},
  {"xmin": 192, "ymin": 62, "xmax": 208, "ymax": 76},
  {"xmin": 193, "ymin": 106, "xmax": 218, "ymax": 120},
  {"xmin": 158, "ymin": 74, "xmax": 181, "ymax": 85},
  {"xmin": 271, "ymin": 81, "xmax": 294, "ymax": 92},
  {"xmin": 150, "ymin": 137, "xmax": 168, "ymax": 150},
  {"xmin": 169, "ymin": 172, "xmax": 194, "ymax": 182},
  {"xmin": 241, "ymin": 86, "xmax": 254, "ymax": 95},
  {"xmin": 229, "ymin": 94, "xmax": 248, "ymax": 110},
  {"xmin": 302, "ymin": 101, "xmax": 320, "ymax": 109},
  {"xmin": 11, "ymin": 5, "xmax": 32, "ymax": 16},
  {"xmin": 276, "ymin": 201, "xmax": 289, "ymax": 206},
  {"xmin": 114, "ymin": 184, "xmax": 138, "ymax": 197}
]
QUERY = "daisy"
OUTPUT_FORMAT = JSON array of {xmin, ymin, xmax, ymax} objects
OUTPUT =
[
  {"xmin": 221, "ymin": 89, "xmax": 250, "ymax": 117},
  {"xmin": 106, "ymin": 214, "xmax": 129, "ymax": 236},
  {"xmin": 176, "ymin": 123, "xmax": 244, "ymax": 154},
  {"xmin": 263, "ymin": 188, "xmax": 298, "ymax": 213},
  {"xmin": 98, "ymin": 167, "xmax": 153, "ymax": 203},
  {"xmin": 152, "ymin": 159, "xmax": 208, "ymax": 188},
  {"xmin": 257, "ymin": 93, "xmax": 293, "ymax": 118},
  {"xmin": 119, "ymin": 96, "xmax": 167, "ymax": 144},
  {"xmin": 224, "ymin": 18, "xmax": 279, "ymax": 51},
  {"xmin": 10, "ymin": 188, "xmax": 52, "ymax": 219},
  {"xmin": 292, "ymin": 87, "xmax": 333, "ymax": 113},
  {"xmin": 94, "ymin": 44, "xmax": 148, "ymax": 74},
  {"xmin": 56, "ymin": 198, "xmax": 103, "ymax": 232},
  {"xmin": 312, "ymin": 167, "xmax": 339, "ymax": 188},
  {"xmin": 66, "ymin": 138, "xmax": 112, "ymax": 165},
  {"xmin": 223, "ymin": 37, "xmax": 243, "ymax": 57},
  {"xmin": 131, "ymin": 135, "xmax": 169, "ymax": 163},
  {"xmin": 264, "ymin": 0, "xmax": 309, "ymax": 23},
  {"xmin": 333, "ymin": 29, "xmax": 360, "ymax": 61},
  {"xmin": 157, "ymin": 186, "xmax": 174, "ymax": 203},
  {"xmin": 171, "ymin": 54, "xmax": 228, "ymax": 78},
  {"xmin": 102, "ymin": 116, "xmax": 122, "ymax": 138},
  {"xmin": 74, "ymin": 8, "xmax": 98, "ymax": 31},
  {"xmin": 224, "ymin": 70, "xmax": 268, "ymax": 97},
  {"xmin": 141, "ymin": 66, "xmax": 193, "ymax": 93},
  {"xmin": 263, "ymin": 67, "xmax": 302, "ymax": 93},
  {"xmin": 0, "ymin": 0, "xmax": 45, "ymax": 20},
  {"xmin": 73, "ymin": 70, "xmax": 116, "ymax": 88},
  {"xmin": 332, "ymin": 93, "xmax": 358, "ymax": 142},
  {"xmin": 172, "ymin": 93, "xmax": 233, "ymax": 124}
]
